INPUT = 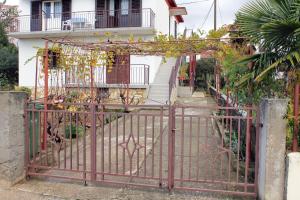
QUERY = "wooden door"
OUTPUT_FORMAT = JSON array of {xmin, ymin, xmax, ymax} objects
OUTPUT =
[
  {"xmin": 31, "ymin": 1, "xmax": 42, "ymax": 31},
  {"xmin": 106, "ymin": 54, "xmax": 130, "ymax": 84}
]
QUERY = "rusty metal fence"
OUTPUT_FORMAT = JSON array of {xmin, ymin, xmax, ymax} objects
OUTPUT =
[
  {"xmin": 24, "ymin": 101, "xmax": 259, "ymax": 197},
  {"xmin": 169, "ymin": 104, "xmax": 259, "ymax": 197},
  {"xmin": 292, "ymin": 83, "xmax": 300, "ymax": 152}
]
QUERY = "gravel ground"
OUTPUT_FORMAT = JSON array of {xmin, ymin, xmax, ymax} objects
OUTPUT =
[{"xmin": 0, "ymin": 179, "xmax": 246, "ymax": 200}]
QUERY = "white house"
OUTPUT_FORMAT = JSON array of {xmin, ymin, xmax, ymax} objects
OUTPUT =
[{"xmin": 9, "ymin": 0, "xmax": 186, "ymax": 103}]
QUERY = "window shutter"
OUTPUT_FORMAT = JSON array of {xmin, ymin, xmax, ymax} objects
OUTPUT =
[
  {"xmin": 96, "ymin": 0, "xmax": 106, "ymax": 11},
  {"xmin": 131, "ymin": 0, "xmax": 141, "ymax": 13},
  {"xmin": 31, "ymin": 1, "xmax": 41, "ymax": 16},
  {"xmin": 30, "ymin": 1, "xmax": 42, "ymax": 31},
  {"xmin": 62, "ymin": 0, "xmax": 72, "ymax": 20}
]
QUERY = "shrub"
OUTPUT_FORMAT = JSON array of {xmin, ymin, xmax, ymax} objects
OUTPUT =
[{"xmin": 65, "ymin": 124, "xmax": 84, "ymax": 139}]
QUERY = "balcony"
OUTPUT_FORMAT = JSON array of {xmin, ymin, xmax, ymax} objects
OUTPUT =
[
  {"xmin": 65, "ymin": 64, "xmax": 150, "ymax": 88},
  {"xmin": 10, "ymin": 8, "xmax": 155, "ymax": 37}
]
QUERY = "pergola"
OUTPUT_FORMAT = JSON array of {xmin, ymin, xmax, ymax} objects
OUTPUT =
[{"xmin": 35, "ymin": 36, "xmax": 249, "ymax": 106}]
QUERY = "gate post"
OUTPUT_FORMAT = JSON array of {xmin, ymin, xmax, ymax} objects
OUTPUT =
[
  {"xmin": 168, "ymin": 105, "xmax": 175, "ymax": 191},
  {"xmin": 0, "ymin": 92, "xmax": 27, "ymax": 186},
  {"xmin": 258, "ymin": 99, "xmax": 288, "ymax": 200}
]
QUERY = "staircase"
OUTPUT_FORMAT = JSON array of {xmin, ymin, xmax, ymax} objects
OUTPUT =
[{"xmin": 145, "ymin": 58, "xmax": 177, "ymax": 105}]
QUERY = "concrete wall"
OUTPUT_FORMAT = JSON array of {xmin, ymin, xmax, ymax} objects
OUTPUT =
[
  {"xmin": 18, "ymin": 39, "xmax": 44, "ymax": 87},
  {"xmin": 19, "ymin": 0, "xmax": 30, "ymax": 15},
  {"xmin": 0, "ymin": 92, "xmax": 27, "ymax": 186},
  {"xmin": 285, "ymin": 152, "xmax": 300, "ymax": 200},
  {"xmin": 72, "ymin": 0, "xmax": 95, "ymax": 12},
  {"xmin": 144, "ymin": 0, "xmax": 173, "ymax": 33},
  {"xmin": 258, "ymin": 99, "xmax": 288, "ymax": 200}
]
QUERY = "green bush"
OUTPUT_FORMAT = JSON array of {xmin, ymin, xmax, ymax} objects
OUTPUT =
[{"xmin": 65, "ymin": 124, "xmax": 84, "ymax": 139}]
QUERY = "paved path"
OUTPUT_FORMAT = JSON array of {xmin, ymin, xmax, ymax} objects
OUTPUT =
[
  {"xmin": 173, "ymin": 94, "xmax": 238, "ymax": 190},
  {"xmin": 0, "ymin": 179, "xmax": 244, "ymax": 200}
]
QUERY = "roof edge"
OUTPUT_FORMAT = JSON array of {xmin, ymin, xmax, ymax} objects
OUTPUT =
[{"xmin": 165, "ymin": 0, "xmax": 185, "ymax": 23}]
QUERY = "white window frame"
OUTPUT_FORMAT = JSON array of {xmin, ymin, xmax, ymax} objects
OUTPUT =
[
  {"xmin": 54, "ymin": 1, "xmax": 62, "ymax": 18},
  {"xmin": 121, "ymin": 0, "xmax": 129, "ymax": 15},
  {"xmin": 109, "ymin": 0, "xmax": 115, "ymax": 16},
  {"xmin": 42, "ymin": 1, "xmax": 62, "ymax": 19}
]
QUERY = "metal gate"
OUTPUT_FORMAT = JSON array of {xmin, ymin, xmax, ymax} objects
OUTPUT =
[
  {"xmin": 24, "ymin": 102, "xmax": 259, "ymax": 197},
  {"xmin": 169, "ymin": 104, "xmax": 259, "ymax": 197}
]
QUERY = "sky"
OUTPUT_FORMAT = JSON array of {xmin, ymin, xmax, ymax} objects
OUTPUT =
[
  {"xmin": 176, "ymin": 0, "xmax": 251, "ymax": 32},
  {"xmin": 5, "ymin": 0, "xmax": 251, "ymax": 32}
]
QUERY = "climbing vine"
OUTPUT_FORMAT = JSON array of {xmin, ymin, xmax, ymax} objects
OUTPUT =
[{"xmin": 28, "ymin": 27, "xmax": 233, "ymax": 105}]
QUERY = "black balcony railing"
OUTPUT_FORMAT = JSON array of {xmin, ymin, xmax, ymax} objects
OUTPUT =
[{"xmin": 11, "ymin": 8, "xmax": 155, "ymax": 33}]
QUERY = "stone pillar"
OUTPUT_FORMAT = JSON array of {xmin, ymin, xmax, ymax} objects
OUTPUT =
[
  {"xmin": 0, "ymin": 92, "xmax": 27, "ymax": 186},
  {"xmin": 258, "ymin": 99, "xmax": 288, "ymax": 200},
  {"xmin": 285, "ymin": 152, "xmax": 300, "ymax": 200}
]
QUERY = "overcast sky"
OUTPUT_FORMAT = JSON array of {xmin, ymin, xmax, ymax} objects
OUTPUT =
[
  {"xmin": 5, "ymin": 0, "xmax": 251, "ymax": 32},
  {"xmin": 176, "ymin": 0, "xmax": 251, "ymax": 32}
]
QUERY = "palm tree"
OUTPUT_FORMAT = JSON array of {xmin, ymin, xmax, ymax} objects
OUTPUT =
[
  {"xmin": 236, "ymin": 0, "xmax": 300, "ymax": 151},
  {"xmin": 236, "ymin": 0, "xmax": 300, "ymax": 83}
]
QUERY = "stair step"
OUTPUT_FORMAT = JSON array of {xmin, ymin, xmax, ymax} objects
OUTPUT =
[{"xmin": 146, "ymin": 58, "xmax": 177, "ymax": 104}]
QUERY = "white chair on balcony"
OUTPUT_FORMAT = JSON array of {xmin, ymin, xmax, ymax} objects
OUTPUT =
[
  {"xmin": 62, "ymin": 20, "xmax": 72, "ymax": 30},
  {"xmin": 62, "ymin": 18, "xmax": 92, "ymax": 30}
]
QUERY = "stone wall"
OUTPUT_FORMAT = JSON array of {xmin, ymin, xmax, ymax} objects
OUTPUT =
[
  {"xmin": 0, "ymin": 92, "xmax": 27, "ymax": 186},
  {"xmin": 106, "ymin": 88, "xmax": 147, "ymax": 104},
  {"xmin": 33, "ymin": 87, "xmax": 148, "ymax": 105}
]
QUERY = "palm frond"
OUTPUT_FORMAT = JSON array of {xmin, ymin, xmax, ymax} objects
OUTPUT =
[
  {"xmin": 234, "ymin": 72, "xmax": 253, "ymax": 88},
  {"xmin": 255, "ymin": 51, "xmax": 300, "ymax": 82}
]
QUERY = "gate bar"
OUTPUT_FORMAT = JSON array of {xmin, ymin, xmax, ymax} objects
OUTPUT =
[
  {"xmin": 42, "ymin": 41, "xmax": 49, "ymax": 150},
  {"xmin": 168, "ymin": 105, "xmax": 175, "ymax": 190},
  {"xmin": 90, "ymin": 103, "xmax": 97, "ymax": 181}
]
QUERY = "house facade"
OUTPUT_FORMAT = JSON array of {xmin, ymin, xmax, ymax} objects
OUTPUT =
[{"xmin": 9, "ymin": 0, "xmax": 185, "ymax": 90}]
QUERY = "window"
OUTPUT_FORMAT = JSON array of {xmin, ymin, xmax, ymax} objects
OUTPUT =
[
  {"xmin": 131, "ymin": 0, "xmax": 141, "ymax": 13},
  {"xmin": 43, "ymin": 1, "xmax": 62, "ymax": 18},
  {"xmin": 54, "ymin": 2, "xmax": 62, "ymax": 18},
  {"xmin": 43, "ymin": 50, "xmax": 60, "ymax": 69},
  {"xmin": 44, "ymin": 2, "xmax": 51, "ymax": 18},
  {"xmin": 121, "ymin": 0, "xmax": 129, "ymax": 15},
  {"xmin": 109, "ymin": 0, "xmax": 115, "ymax": 16}
]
